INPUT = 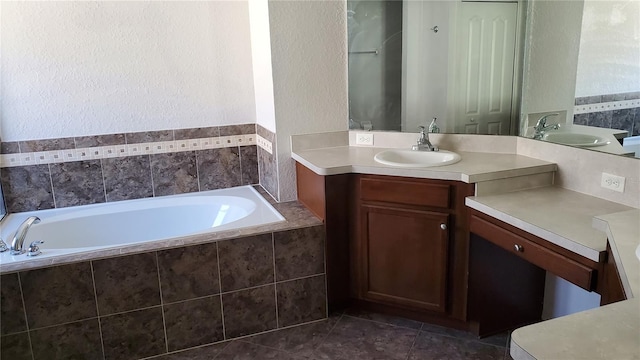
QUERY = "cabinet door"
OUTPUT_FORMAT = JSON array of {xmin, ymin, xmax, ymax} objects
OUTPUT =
[{"xmin": 358, "ymin": 204, "xmax": 450, "ymax": 312}]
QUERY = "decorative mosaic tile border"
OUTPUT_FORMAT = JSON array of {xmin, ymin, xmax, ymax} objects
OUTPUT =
[
  {"xmin": 0, "ymin": 131, "xmax": 273, "ymax": 168},
  {"xmin": 574, "ymin": 99, "xmax": 640, "ymax": 115}
]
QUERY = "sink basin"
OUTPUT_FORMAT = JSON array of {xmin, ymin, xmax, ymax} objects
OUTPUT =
[
  {"xmin": 374, "ymin": 149, "xmax": 461, "ymax": 167},
  {"xmin": 542, "ymin": 132, "xmax": 611, "ymax": 147},
  {"xmin": 636, "ymin": 244, "xmax": 640, "ymax": 261}
]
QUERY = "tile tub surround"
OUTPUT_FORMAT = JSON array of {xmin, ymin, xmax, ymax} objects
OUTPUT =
[
  {"xmin": 0, "ymin": 224, "xmax": 327, "ymax": 360},
  {"xmin": 573, "ymin": 92, "xmax": 640, "ymax": 136},
  {"xmin": 257, "ymin": 125, "xmax": 278, "ymax": 201},
  {"xmin": 0, "ymin": 125, "xmax": 271, "ymax": 213}
]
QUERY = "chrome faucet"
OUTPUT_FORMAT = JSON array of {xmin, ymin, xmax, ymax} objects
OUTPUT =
[
  {"xmin": 412, "ymin": 126, "xmax": 438, "ymax": 151},
  {"xmin": 10, "ymin": 216, "xmax": 40, "ymax": 255},
  {"xmin": 533, "ymin": 113, "xmax": 560, "ymax": 139}
]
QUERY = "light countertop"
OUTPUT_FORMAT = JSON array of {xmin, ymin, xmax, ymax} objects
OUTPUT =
[
  {"xmin": 291, "ymin": 146, "xmax": 557, "ymax": 183},
  {"xmin": 466, "ymin": 187, "xmax": 633, "ymax": 262}
]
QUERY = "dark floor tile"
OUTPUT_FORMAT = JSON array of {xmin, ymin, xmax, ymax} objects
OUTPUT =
[
  {"xmin": 103, "ymin": 155, "xmax": 153, "ymax": 202},
  {"xmin": 75, "ymin": 134, "xmax": 125, "ymax": 148},
  {"xmin": 216, "ymin": 340, "xmax": 304, "ymax": 360},
  {"xmin": 20, "ymin": 262, "xmax": 96, "ymax": 329},
  {"xmin": 218, "ymin": 234, "xmax": 274, "ymax": 292},
  {"xmin": 101, "ymin": 307, "xmax": 166, "ymax": 360},
  {"xmin": 50, "ymin": 160, "xmax": 106, "ymax": 207},
  {"xmin": 240, "ymin": 145, "xmax": 259, "ymax": 185},
  {"xmin": 197, "ymin": 148, "xmax": 241, "ymax": 191},
  {"xmin": 0, "ymin": 332, "xmax": 32, "ymax": 360},
  {"xmin": 343, "ymin": 308, "xmax": 423, "ymax": 330},
  {"xmin": 151, "ymin": 152, "xmax": 199, "ymax": 196},
  {"xmin": 157, "ymin": 243, "xmax": 220, "ymax": 303},
  {"xmin": 247, "ymin": 313, "xmax": 340, "ymax": 358},
  {"xmin": 420, "ymin": 322, "xmax": 476, "ymax": 340},
  {"xmin": 93, "ymin": 252, "xmax": 161, "ymax": 315},
  {"xmin": 277, "ymin": 275, "xmax": 326, "ymax": 328},
  {"xmin": 313, "ymin": 316, "xmax": 418, "ymax": 360},
  {"xmin": 152, "ymin": 342, "xmax": 228, "ymax": 360},
  {"xmin": 30, "ymin": 318, "xmax": 103, "ymax": 360},
  {"xmin": 126, "ymin": 130, "xmax": 173, "ymax": 144},
  {"xmin": 222, "ymin": 285, "xmax": 277, "ymax": 339},
  {"xmin": 220, "ymin": 124, "xmax": 256, "ymax": 136},
  {"xmin": 1, "ymin": 165, "xmax": 55, "ymax": 212},
  {"xmin": 174, "ymin": 127, "xmax": 220, "ymax": 140},
  {"xmin": 274, "ymin": 226, "xmax": 325, "ymax": 281},
  {"xmin": 1, "ymin": 273, "xmax": 27, "ymax": 335},
  {"xmin": 164, "ymin": 296, "xmax": 224, "ymax": 352},
  {"xmin": 477, "ymin": 331, "xmax": 510, "ymax": 348},
  {"xmin": 408, "ymin": 331, "xmax": 504, "ymax": 360}
]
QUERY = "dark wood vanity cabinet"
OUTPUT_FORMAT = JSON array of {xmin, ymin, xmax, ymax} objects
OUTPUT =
[
  {"xmin": 350, "ymin": 176, "xmax": 475, "ymax": 322},
  {"xmin": 352, "ymin": 176, "xmax": 453, "ymax": 313},
  {"xmin": 295, "ymin": 163, "xmax": 474, "ymax": 324},
  {"xmin": 467, "ymin": 209, "xmax": 604, "ymax": 336}
]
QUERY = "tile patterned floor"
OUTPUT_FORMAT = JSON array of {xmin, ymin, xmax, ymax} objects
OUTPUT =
[{"xmin": 148, "ymin": 309, "xmax": 512, "ymax": 360}]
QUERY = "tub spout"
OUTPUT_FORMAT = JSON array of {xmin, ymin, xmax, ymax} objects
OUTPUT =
[{"xmin": 10, "ymin": 216, "xmax": 41, "ymax": 255}]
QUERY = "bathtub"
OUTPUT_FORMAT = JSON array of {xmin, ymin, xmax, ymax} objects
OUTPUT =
[{"xmin": 0, "ymin": 186, "xmax": 284, "ymax": 268}]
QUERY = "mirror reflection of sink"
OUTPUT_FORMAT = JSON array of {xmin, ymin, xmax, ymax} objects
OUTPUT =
[
  {"xmin": 374, "ymin": 149, "xmax": 461, "ymax": 167},
  {"xmin": 542, "ymin": 132, "xmax": 611, "ymax": 147}
]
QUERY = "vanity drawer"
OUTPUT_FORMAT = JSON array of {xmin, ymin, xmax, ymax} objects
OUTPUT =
[
  {"xmin": 360, "ymin": 177, "xmax": 451, "ymax": 208},
  {"xmin": 470, "ymin": 214, "xmax": 596, "ymax": 290}
]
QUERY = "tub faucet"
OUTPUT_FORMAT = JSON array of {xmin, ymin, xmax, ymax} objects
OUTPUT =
[
  {"xmin": 533, "ymin": 113, "xmax": 560, "ymax": 139},
  {"xmin": 412, "ymin": 126, "xmax": 438, "ymax": 151},
  {"xmin": 10, "ymin": 216, "xmax": 40, "ymax": 255}
]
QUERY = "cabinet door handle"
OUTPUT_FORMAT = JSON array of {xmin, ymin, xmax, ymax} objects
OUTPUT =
[
  {"xmin": 440, "ymin": 224, "xmax": 447, "ymax": 230},
  {"xmin": 514, "ymin": 244, "xmax": 524, "ymax": 252}
]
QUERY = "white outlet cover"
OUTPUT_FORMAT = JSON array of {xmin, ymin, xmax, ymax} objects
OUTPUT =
[
  {"xmin": 355, "ymin": 133, "xmax": 374, "ymax": 146},
  {"xmin": 601, "ymin": 172, "xmax": 625, "ymax": 193}
]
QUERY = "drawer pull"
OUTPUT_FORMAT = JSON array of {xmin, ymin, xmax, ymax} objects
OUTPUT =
[
  {"xmin": 440, "ymin": 224, "xmax": 447, "ymax": 230},
  {"xmin": 514, "ymin": 244, "xmax": 524, "ymax": 252}
]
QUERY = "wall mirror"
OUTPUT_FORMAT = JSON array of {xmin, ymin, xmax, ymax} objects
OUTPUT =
[{"xmin": 347, "ymin": 0, "xmax": 640, "ymax": 158}]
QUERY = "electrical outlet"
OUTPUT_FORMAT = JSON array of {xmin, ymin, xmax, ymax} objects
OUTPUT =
[
  {"xmin": 601, "ymin": 173, "xmax": 625, "ymax": 193},
  {"xmin": 355, "ymin": 133, "xmax": 374, "ymax": 146}
]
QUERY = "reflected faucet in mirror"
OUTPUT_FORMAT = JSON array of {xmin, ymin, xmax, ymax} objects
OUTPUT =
[
  {"xmin": 532, "ymin": 113, "xmax": 560, "ymax": 140},
  {"xmin": 412, "ymin": 126, "xmax": 438, "ymax": 152}
]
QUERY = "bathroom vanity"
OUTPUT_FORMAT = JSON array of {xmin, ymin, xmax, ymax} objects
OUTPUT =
[{"xmin": 291, "ymin": 131, "xmax": 639, "ymax": 359}]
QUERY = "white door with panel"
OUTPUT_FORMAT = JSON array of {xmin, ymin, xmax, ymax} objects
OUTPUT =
[{"xmin": 453, "ymin": 2, "xmax": 518, "ymax": 135}]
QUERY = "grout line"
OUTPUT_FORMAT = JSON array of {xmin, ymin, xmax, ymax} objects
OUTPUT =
[
  {"xmin": 99, "ymin": 158, "xmax": 108, "ymax": 203},
  {"xmin": 405, "ymin": 326, "xmax": 421, "ymax": 360},
  {"xmin": 148, "ymin": 154, "xmax": 156, "ymax": 198},
  {"xmin": 16, "ymin": 273, "xmax": 36, "ymax": 360},
  {"xmin": 47, "ymin": 163, "xmax": 57, "ymax": 209},
  {"xmin": 272, "ymin": 232, "xmax": 279, "ymax": 329},
  {"xmin": 89, "ymin": 262, "xmax": 107, "ymax": 360},
  {"xmin": 216, "ymin": 241, "xmax": 227, "ymax": 341},
  {"xmin": 195, "ymin": 151, "xmax": 201, "ymax": 192},
  {"xmin": 154, "ymin": 252, "xmax": 169, "ymax": 354},
  {"xmin": 238, "ymin": 145, "xmax": 244, "ymax": 186}
]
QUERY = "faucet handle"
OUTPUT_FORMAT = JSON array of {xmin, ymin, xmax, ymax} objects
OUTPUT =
[
  {"xmin": 0, "ymin": 239, "xmax": 8, "ymax": 252},
  {"xmin": 418, "ymin": 125, "xmax": 426, "ymax": 133},
  {"xmin": 27, "ymin": 240, "xmax": 44, "ymax": 257}
]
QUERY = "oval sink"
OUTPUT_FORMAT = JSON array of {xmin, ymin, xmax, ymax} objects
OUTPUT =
[
  {"xmin": 636, "ymin": 244, "xmax": 640, "ymax": 261},
  {"xmin": 374, "ymin": 149, "xmax": 461, "ymax": 167},
  {"xmin": 542, "ymin": 132, "xmax": 611, "ymax": 147}
]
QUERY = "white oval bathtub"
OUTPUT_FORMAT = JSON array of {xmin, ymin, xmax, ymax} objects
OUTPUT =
[{"xmin": 0, "ymin": 186, "xmax": 284, "ymax": 267}]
